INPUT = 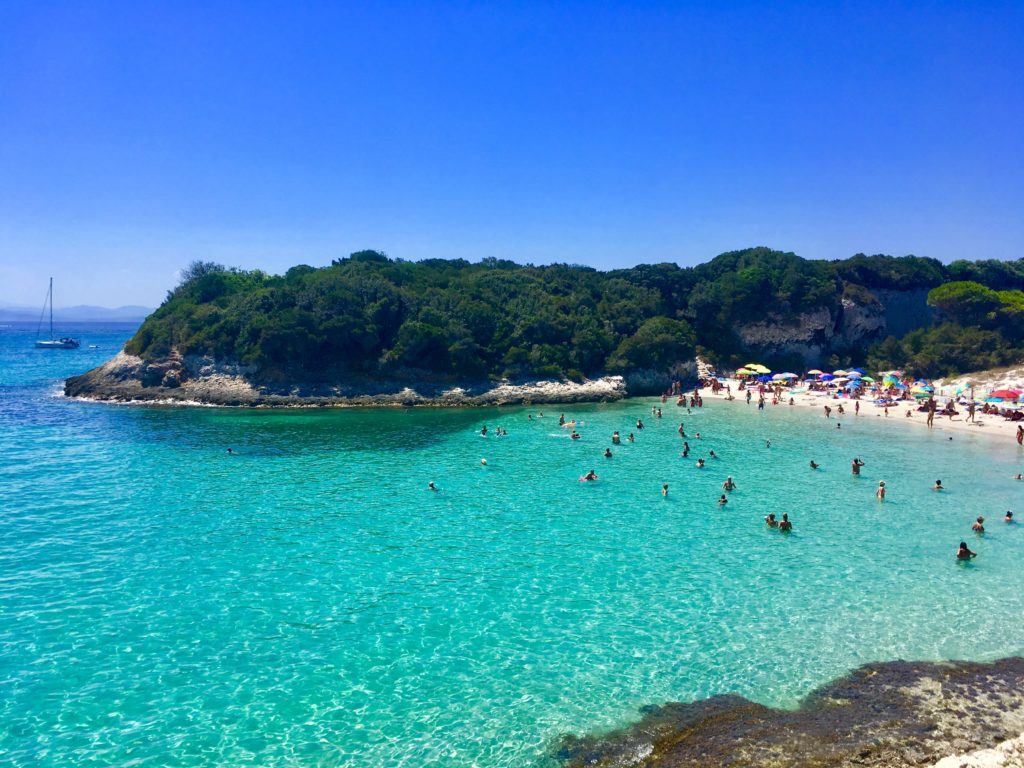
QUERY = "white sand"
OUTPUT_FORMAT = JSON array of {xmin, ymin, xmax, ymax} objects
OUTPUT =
[{"xmin": 700, "ymin": 377, "xmax": 1024, "ymax": 446}]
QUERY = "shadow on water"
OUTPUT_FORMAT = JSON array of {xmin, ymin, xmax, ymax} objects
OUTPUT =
[{"xmin": 70, "ymin": 401, "xmax": 530, "ymax": 455}]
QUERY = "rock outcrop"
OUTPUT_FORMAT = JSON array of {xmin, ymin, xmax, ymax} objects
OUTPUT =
[
  {"xmin": 64, "ymin": 351, "xmax": 630, "ymax": 407},
  {"xmin": 552, "ymin": 656, "xmax": 1024, "ymax": 768},
  {"xmin": 733, "ymin": 288, "xmax": 931, "ymax": 364}
]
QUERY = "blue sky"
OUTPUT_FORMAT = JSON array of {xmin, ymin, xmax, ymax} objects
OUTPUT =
[{"xmin": 1, "ymin": 1, "xmax": 1022, "ymax": 306}]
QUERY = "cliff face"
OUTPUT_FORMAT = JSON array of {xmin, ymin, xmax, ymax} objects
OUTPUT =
[{"xmin": 732, "ymin": 288, "xmax": 930, "ymax": 364}]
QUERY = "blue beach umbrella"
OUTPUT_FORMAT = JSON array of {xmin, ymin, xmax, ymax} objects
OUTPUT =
[
  {"xmin": 757, "ymin": 375, "xmax": 773, "ymax": 382},
  {"xmin": 851, "ymin": 367, "xmax": 866, "ymax": 374},
  {"xmin": 820, "ymin": 374, "xmax": 835, "ymax": 381},
  {"xmin": 845, "ymin": 381, "xmax": 861, "ymax": 389}
]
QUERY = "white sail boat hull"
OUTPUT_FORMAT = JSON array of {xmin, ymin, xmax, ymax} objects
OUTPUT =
[{"xmin": 34, "ymin": 277, "xmax": 80, "ymax": 349}]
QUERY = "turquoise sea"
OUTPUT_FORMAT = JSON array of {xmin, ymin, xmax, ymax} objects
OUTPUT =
[{"xmin": 2, "ymin": 322, "xmax": 1023, "ymax": 767}]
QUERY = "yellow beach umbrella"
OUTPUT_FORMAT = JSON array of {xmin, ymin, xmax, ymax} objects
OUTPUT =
[{"xmin": 807, "ymin": 369, "xmax": 823, "ymax": 375}]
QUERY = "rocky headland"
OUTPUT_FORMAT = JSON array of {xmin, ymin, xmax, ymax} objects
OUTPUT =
[{"xmin": 64, "ymin": 350, "xmax": 632, "ymax": 407}]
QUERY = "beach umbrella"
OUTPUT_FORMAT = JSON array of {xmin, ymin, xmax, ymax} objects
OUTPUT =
[
  {"xmin": 893, "ymin": 382, "xmax": 907, "ymax": 389},
  {"xmin": 772, "ymin": 372, "xmax": 797, "ymax": 380},
  {"xmin": 757, "ymin": 374, "xmax": 773, "ymax": 382},
  {"xmin": 860, "ymin": 376, "xmax": 875, "ymax": 383},
  {"xmin": 735, "ymin": 368, "xmax": 753, "ymax": 376},
  {"xmin": 820, "ymin": 374, "xmax": 835, "ymax": 381},
  {"xmin": 990, "ymin": 389, "xmax": 1020, "ymax": 399},
  {"xmin": 851, "ymin": 367, "xmax": 866, "ymax": 374},
  {"xmin": 844, "ymin": 381, "xmax": 861, "ymax": 389},
  {"xmin": 746, "ymin": 363, "xmax": 771, "ymax": 373},
  {"xmin": 846, "ymin": 371, "xmax": 863, "ymax": 378},
  {"xmin": 807, "ymin": 369, "xmax": 824, "ymax": 375}
]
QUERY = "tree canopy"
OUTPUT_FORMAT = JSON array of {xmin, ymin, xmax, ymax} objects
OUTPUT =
[{"xmin": 125, "ymin": 250, "xmax": 1024, "ymax": 382}]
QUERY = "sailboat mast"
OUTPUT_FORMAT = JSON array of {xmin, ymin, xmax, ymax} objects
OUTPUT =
[{"xmin": 49, "ymin": 277, "xmax": 54, "ymax": 339}]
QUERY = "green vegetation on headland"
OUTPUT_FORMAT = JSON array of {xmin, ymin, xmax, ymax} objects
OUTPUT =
[{"xmin": 124, "ymin": 248, "xmax": 1024, "ymax": 382}]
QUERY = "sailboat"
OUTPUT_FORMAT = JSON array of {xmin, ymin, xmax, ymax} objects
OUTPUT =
[{"xmin": 35, "ymin": 278, "xmax": 80, "ymax": 349}]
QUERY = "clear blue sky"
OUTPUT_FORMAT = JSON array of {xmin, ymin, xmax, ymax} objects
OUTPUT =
[{"xmin": 2, "ymin": 1, "xmax": 1022, "ymax": 307}]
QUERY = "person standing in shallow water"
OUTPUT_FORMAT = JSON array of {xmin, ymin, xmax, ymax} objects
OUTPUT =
[
  {"xmin": 876, "ymin": 481, "xmax": 886, "ymax": 501},
  {"xmin": 1017, "ymin": 425, "xmax": 1023, "ymax": 446},
  {"xmin": 957, "ymin": 541, "xmax": 977, "ymax": 560},
  {"xmin": 852, "ymin": 457, "xmax": 865, "ymax": 476},
  {"xmin": 926, "ymin": 397, "xmax": 936, "ymax": 428}
]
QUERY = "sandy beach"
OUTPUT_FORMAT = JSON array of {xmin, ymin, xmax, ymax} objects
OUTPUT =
[{"xmin": 699, "ymin": 377, "xmax": 1024, "ymax": 446}]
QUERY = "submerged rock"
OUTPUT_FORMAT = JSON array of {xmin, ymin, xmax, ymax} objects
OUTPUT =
[{"xmin": 551, "ymin": 657, "xmax": 1024, "ymax": 767}]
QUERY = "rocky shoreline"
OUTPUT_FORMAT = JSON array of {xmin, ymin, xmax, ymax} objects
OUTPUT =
[
  {"xmin": 63, "ymin": 351, "xmax": 630, "ymax": 407},
  {"xmin": 551, "ymin": 657, "xmax": 1024, "ymax": 768}
]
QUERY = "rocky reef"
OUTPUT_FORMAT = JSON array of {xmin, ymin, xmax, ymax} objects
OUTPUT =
[
  {"xmin": 64, "ymin": 351, "xmax": 629, "ymax": 407},
  {"xmin": 551, "ymin": 657, "xmax": 1024, "ymax": 768}
]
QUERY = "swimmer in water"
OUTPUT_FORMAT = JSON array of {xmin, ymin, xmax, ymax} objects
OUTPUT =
[
  {"xmin": 836, "ymin": 422, "xmax": 841, "ymax": 429},
  {"xmin": 559, "ymin": 414, "xmax": 565, "ymax": 426},
  {"xmin": 681, "ymin": 441, "xmax": 690, "ymax": 458},
  {"xmin": 428, "ymin": 481, "xmax": 438, "ymax": 491},
  {"xmin": 695, "ymin": 432, "xmax": 701, "ymax": 439},
  {"xmin": 709, "ymin": 450, "xmax": 718, "ymax": 459},
  {"xmin": 957, "ymin": 541, "xmax": 977, "ymax": 560},
  {"xmin": 972, "ymin": 516, "xmax": 985, "ymax": 532},
  {"xmin": 765, "ymin": 513, "xmax": 778, "ymax": 527},
  {"xmin": 779, "ymin": 513, "xmax": 792, "ymax": 531},
  {"xmin": 723, "ymin": 476, "xmax": 736, "ymax": 491},
  {"xmin": 876, "ymin": 481, "xmax": 886, "ymax": 501},
  {"xmin": 226, "ymin": 448, "xmax": 235, "ymax": 454},
  {"xmin": 604, "ymin": 448, "xmax": 613, "ymax": 458},
  {"xmin": 612, "ymin": 431, "xmax": 621, "ymax": 444},
  {"xmin": 481, "ymin": 425, "xmax": 488, "ymax": 436},
  {"xmin": 662, "ymin": 483, "xmax": 669, "ymax": 497},
  {"xmin": 809, "ymin": 460, "xmax": 819, "ymax": 469},
  {"xmin": 480, "ymin": 458, "xmax": 487, "ymax": 465},
  {"xmin": 628, "ymin": 432, "xmax": 635, "ymax": 443},
  {"xmin": 696, "ymin": 458, "xmax": 705, "ymax": 468},
  {"xmin": 583, "ymin": 469, "xmax": 598, "ymax": 481},
  {"xmin": 636, "ymin": 419, "xmax": 644, "ymax": 430},
  {"xmin": 718, "ymin": 494, "xmax": 728, "ymax": 505},
  {"xmin": 1014, "ymin": 474, "xmax": 1023, "ymax": 480},
  {"xmin": 933, "ymin": 479, "xmax": 943, "ymax": 491},
  {"xmin": 852, "ymin": 457, "xmax": 865, "ymax": 476},
  {"xmin": 765, "ymin": 439, "xmax": 771, "ymax": 448},
  {"xmin": 1005, "ymin": 510, "xmax": 1014, "ymax": 523},
  {"xmin": 570, "ymin": 431, "xmax": 581, "ymax": 440}
]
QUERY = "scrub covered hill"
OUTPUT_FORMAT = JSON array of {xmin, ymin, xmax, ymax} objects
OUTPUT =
[{"xmin": 124, "ymin": 248, "xmax": 1024, "ymax": 382}]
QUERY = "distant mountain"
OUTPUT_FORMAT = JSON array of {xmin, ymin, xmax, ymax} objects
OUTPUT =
[{"xmin": 0, "ymin": 305, "xmax": 154, "ymax": 322}]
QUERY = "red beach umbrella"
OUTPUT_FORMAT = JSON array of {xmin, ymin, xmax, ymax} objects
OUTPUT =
[{"xmin": 989, "ymin": 389, "xmax": 1020, "ymax": 399}]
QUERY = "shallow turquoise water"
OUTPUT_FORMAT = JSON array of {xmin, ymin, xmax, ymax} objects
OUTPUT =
[{"xmin": 2, "ymin": 323, "xmax": 1023, "ymax": 767}]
